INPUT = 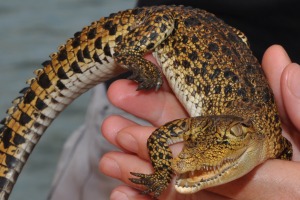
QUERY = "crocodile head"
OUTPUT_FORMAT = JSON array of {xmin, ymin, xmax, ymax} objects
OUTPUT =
[{"xmin": 171, "ymin": 115, "xmax": 266, "ymax": 193}]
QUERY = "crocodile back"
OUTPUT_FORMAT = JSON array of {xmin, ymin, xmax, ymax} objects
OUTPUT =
[{"xmin": 154, "ymin": 7, "xmax": 283, "ymax": 160}]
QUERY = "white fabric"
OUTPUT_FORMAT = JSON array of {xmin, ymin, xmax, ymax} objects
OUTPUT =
[{"xmin": 48, "ymin": 85, "xmax": 146, "ymax": 200}]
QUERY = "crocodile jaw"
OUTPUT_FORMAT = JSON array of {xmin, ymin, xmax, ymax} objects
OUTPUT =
[{"xmin": 174, "ymin": 144, "xmax": 266, "ymax": 193}]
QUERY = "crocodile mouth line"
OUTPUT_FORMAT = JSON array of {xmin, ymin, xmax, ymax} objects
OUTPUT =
[{"xmin": 175, "ymin": 151, "xmax": 246, "ymax": 193}]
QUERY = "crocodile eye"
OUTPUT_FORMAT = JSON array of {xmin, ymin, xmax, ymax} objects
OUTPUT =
[
  {"xmin": 241, "ymin": 120, "xmax": 252, "ymax": 128},
  {"xmin": 230, "ymin": 124, "xmax": 243, "ymax": 137}
]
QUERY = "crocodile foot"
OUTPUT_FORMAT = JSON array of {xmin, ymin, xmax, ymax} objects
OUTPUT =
[{"xmin": 129, "ymin": 171, "xmax": 170, "ymax": 198}]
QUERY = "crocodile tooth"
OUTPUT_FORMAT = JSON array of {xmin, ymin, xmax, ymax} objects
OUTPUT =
[
  {"xmin": 190, "ymin": 171, "xmax": 194, "ymax": 176},
  {"xmin": 185, "ymin": 182, "xmax": 189, "ymax": 188}
]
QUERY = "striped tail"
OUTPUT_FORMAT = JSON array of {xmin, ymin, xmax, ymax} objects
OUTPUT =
[{"xmin": 0, "ymin": 9, "xmax": 136, "ymax": 199}]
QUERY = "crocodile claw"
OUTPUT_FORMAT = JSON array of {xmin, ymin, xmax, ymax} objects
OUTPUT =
[{"xmin": 129, "ymin": 171, "xmax": 169, "ymax": 198}]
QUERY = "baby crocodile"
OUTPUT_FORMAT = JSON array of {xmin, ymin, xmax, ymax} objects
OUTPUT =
[{"xmin": 0, "ymin": 5, "xmax": 292, "ymax": 199}]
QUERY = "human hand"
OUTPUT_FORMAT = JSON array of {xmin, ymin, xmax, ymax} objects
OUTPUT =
[{"xmin": 99, "ymin": 45, "xmax": 300, "ymax": 199}]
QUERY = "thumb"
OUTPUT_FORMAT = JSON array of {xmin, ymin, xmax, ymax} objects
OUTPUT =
[
  {"xmin": 281, "ymin": 63, "xmax": 300, "ymax": 132},
  {"xmin": 261, "ymin": 45, "xmax": 291, "ymax": 118}
]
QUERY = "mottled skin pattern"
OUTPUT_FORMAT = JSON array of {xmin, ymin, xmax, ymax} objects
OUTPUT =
[{"xmin": 0, "ymin": 5, "xmax": 292, "ymax": 199}]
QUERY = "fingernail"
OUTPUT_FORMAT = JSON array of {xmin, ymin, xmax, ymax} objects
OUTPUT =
[
  {"xmin": 111, "ymin": 191, "xmax": 129, "ymax": 200},
  {"xmin": 117, "ymin": 131, "xmax": 138, "ymax": 153},
  {"xmin": 287, "ymin": 63, "xmax": 300, "ymax": 98},
  {"xmin": 101, "ymin": 157, "xmax": 121, "ymax": 178}
]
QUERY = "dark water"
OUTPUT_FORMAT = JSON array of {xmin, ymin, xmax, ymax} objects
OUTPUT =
[{"xmin": 0, "ymin": 0, "xmax": 135, "ymax": 199}]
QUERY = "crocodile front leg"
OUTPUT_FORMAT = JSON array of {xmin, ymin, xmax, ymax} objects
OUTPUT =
[
  {"xmin": 130, "ymin": 117, "xmax": 190, "ymax": 198},
  {"xmin": 113, "ymin": 7, "xmax": 174, "ymax": 90},
  {"xmin": 130, "ymin": 115, "xmax": 281, "ymax": 197}
]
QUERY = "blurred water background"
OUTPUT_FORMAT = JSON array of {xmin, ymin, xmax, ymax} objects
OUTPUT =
[{"xmin": 0, "ymin": 0, "xmax": 135, "ymax": 199}]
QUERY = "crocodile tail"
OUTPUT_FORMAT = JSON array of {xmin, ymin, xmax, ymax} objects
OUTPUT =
[{"xmin": 0, "ymin": 8, "xmax": 139, "ymax": 199}]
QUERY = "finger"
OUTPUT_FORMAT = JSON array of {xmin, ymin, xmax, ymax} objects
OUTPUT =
[
  {"xmin": 281, "ymin": 63, "xmax": 300, "ymax": 156},
  {"xmin": 116, "ymin": 125, "xmax": 154, "ymax": 160},
  {"xmin": 110, "ymin": 185, "xmax": 151, "ymax": 200},
  {"xmin": 110, "ymin": 185, "xmax": 230, "ymax": 200},
  {"xmin": 209, "ymin": 160, "xmax": 300, "ymax": 199},
  {"xmin": 107, "ymin": 79, "xmax": 187, "ymax": 126},
  {"xmin": 101, "ymin": 115, "xmax": 138, "ymax": 148},
  {"xmin": 281, "ymin": 63, "xmax": 300, "ymax": 129},
  {"xmin": 261, "ymin": 45, "xmax": 291, "ymax": 120},
  {"xmin": 116, "ymin": 125, "xmax": 184, "ymax": 160},
  {"xmin": 99, "ymin": 151, "xmax": 153, "ymax": 189},
  {"xmin": 101, "ymin": 152, "xmax": 184, "ymax": 200}
]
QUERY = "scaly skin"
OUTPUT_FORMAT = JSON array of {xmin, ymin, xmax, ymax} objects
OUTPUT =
[{"xmin": 0, "ymin": 5, "xmax": 292, "ymax": 199}]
